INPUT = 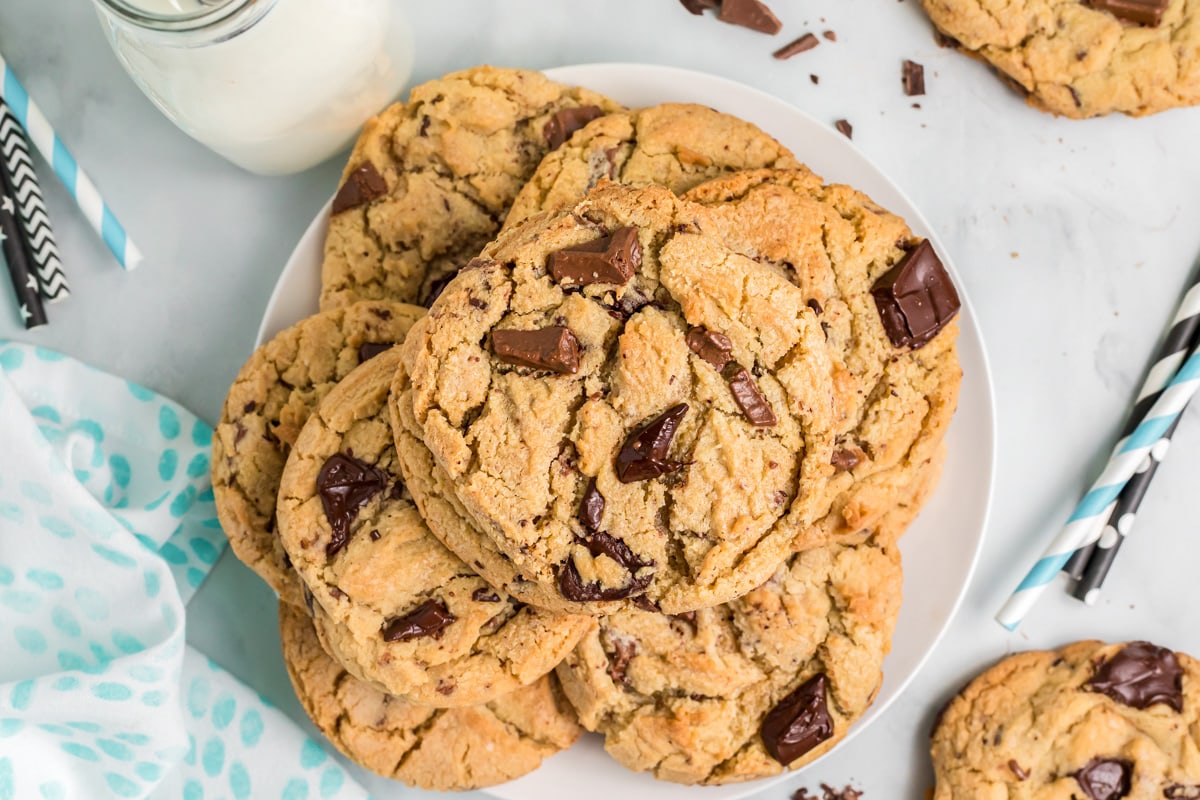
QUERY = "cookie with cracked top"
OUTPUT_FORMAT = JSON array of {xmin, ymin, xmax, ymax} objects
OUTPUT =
[
  {"xmin": 278, "ymin": 601, "xmax": 583, "ymax": 792},
  {"xmin": 931, "ymin": 640, "xmax": 1200, "ymax": 799},
  {"xmin": 276, "ymin": 346, "xmax": 590, "ymax": 706}
]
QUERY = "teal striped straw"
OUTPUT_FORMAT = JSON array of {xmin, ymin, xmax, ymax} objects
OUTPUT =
[{"xmin": 0, "ymin": 50, "xmax": 142, "ymax": 270}]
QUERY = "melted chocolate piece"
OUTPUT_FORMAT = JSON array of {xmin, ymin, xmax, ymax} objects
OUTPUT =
[
  {"xmin": 382, "ymin": 599, "xmax": 455, "ymax": 642},
  {"xmin": 544, "ymin": 105, "xmax": 605, "ymax": 149},
  {"xmin": 1088, "ymin": 0, "xmax": 1167, "ymax": 25},
  {"xmin": 761, "ymin": 673, "xmax": 834, "ymax": 764},
  {"xmin": 835, "ymin": 119, "xmax": 853, "ymax": 139},
  {"xmin": 357, "ymin": 341, "xmax": 393, "ymax": 363},
  {"xmin": 492, "ymin": 326, "xmax": 581, "ymax": 374},
  {"xmin": 317, "ymin": 453, "xmax": 387, "ymax": 558},
  {"xmin": 578, "ymin": 478, "xmax": 605, "ymax": 533},
  {"xmin": 1074, "ymin": 759, "xmax": 1132, "ymax": 800},
  {"xmin": 548, "ymin": 227, "xmax": 640, "ymax": 288},
  {"xmin": 1087, "ymin": 641, "xmax": 1183, "ymax": 711},
  {"xmin": 806, "ymin": 298, "xmax": 824, "ymax": 315},
  {"xmin": 1166, "ymin": 786, "xmax": 1200, "ymax": 799},
  {"xmin": 679, "ymin": 0, "xmax": 719, "ymax": 13},
  {"xmin": 718, "ymin": 0, "xmax": 783, "ymax": 34},
  {"xmin": 607, "ymin": 638, "xmax": 638, "ymax": 686},
  {"xmin": 774, "ymin": 33, "xmax": 820, "ymax": 60},
  {"xmin": 1008, "ymin": 760, "xmax": 1029, "ymax": 780},
  {"xmin": 686, "ymin": 326, "xmax": 733, "ymax": 370},
  {"xmin": 831, "ymin": 448, "xmax": 861, "ymax": 472},
  {"xmin": 331, "ymin": 163, "xmax": 387, "ymax": 214},
  {"xmin": 471, "ymin": 588, "xmax": 501, "ymax": 603},
  {"xmin": 557, "ymin": 530, "xmax": 654, "ymax": 601},
  {"xmin": 615, "ymin": 404, "xmax": 689, "ymax": 483},
  {"xmin": 903, "ymin": 60, "xmax": 926, "ymax": 96},
  {"xmin": 724, "ymin": 363, "xmax": 777, "ymax": 427},
  {"xmin": 871, "ymin": 240, "xmax": 960, "ymax": 349}
]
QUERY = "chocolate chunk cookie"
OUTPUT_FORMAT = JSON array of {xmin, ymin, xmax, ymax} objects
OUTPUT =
[
  {"xmin": 502, "ymin": 102, "xmax": 800, "ymax": 231},
  {"xmin": 931, "ymin": 640, "xmax": 1200, "ymax": 798},
  {"xmin": 320, "ymin": 66, "xmax": 621, "ymax": 309},
  {"xmin": 212, "ymin": 301, "xmax": 425, "ymax": 607},
  {"xmin": 276, "ymin": 347, "xmax": 590, "ymax": 705},
  {"xmin": 919, "ymin": 0, "xmax": 1200, "ymax": 118},
  {"xmin": 279, "ymin": 602, "xmax": 583, "ymax": 792}
]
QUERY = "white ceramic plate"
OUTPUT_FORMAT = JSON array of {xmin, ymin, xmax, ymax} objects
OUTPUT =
[{"xmin": 258, "ymin": 63, "xmax": 995, "ymax": 800}]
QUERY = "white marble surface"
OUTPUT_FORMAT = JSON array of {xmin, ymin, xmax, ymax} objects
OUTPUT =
[{"xmin": 2, "ymin": 1, "xmax": 1199, "ymax": 797}]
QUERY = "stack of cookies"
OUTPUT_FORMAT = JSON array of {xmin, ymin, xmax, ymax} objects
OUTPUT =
[{"xmin": 212, "ymin": 66, "xmax": 963, "ymax": 791}]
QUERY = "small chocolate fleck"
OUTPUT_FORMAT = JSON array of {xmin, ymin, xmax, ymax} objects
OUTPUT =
[
  {"xmin": 436, "ymin": 681, "xmax": 455, "ymax": 696},
  {"xmin": 418, "ymin": 115, "xmax": 431, "ymax": 136},
  {"xmin": 686, "ymin": 326, "xmax": 734, "ymax": 370},
  {"xmin": 615, "ymin": 404, "xmax": 690, "ymax": 483},
  {"xmin": 822, "ymin": 30, "xmax": 837, "ymax": 41},
  {"xmin": 242, "ymin": 400, "xmax": 257, "ymax": 413},
  {"xmin": 544, "ymin": 105, "xmax": 605, "ymax": 150},
  {"xmin": 358, "ymin": 341, "xmax": 393, "ymax": 363},
  {"xmin": 761, "ymin": 673, "xmax": 834, "ymax": 764},
  {"xmin": 1087, "ymin": 0, "xmax": 1167, "ymax": 25},
  {"xmin": 468, "ymin": 297, "xmax": 487, "ymax": 310},
  {"xmin": 632, "ymin": 595, "xmax": 661, "ymax": 612},
  {"xmin": 558, "ymin": 530, "xmax": 655, "ymax": 601},
  {"xmin": 578, "ymin": 478, "xmax": 605, "ymax": 533},
  {"xmin": 331, "ymin": 163, "xmax": 387, "ymax": 214},
  {"xmin": 1008, "ymin": 760, "xmax": 1029, "ymax": 780},
  {"xmin": 834, "ymin": 119, "xmax": 853, "ymax": 139},
  {"xmin": 871, "ymin": 240, "xmax": 960, "ymax": 349},
  {"xmin": 317, "ymin": 453, "xmax": 387, "ymax": 558},
  {"xmin": 724, "ymin": 363, "xmax": 777, "ymax": 427},
  {"xmin": 382, "ymin": 599, "xmax": 455, "ymax": 642},
  {"xmin": 773, "ymin": 33, "xmax": 820, "ymax": 60},
  {"xmin": 717, "ymin": 0, "xmax": 783, "ymax": 34},
  {"xmin": 810, "ymin": 74, "xmax": 820, "ymax": 85},
  {"xmin": 1074, "ymin": 758, "xmax": 1132, "ymax": 800},
  {"xmin": 548, "ymin": 227, "xmax": 641, "ymax": 287},
  {"xmin": 831, "ymin": 448, "xmax": 860, "ymax": 471},
  {"xmin": 902, "ymin": 59, "xmax": 926, "ymax": 96},
  {"xmin": 1166, "ymin": 785, "xmax": 1200, "ymax": 799},
  {"xmin": 1087, "ymin": 641, "xmax": 1183, "ymax": 711},
  {"xmin": 607, "ymin": 637, "xmax": 638, "ymax": 686},
  {"xmin": 471, "ymin": 587, "xmax": 502, "ymax": 603},
  {"xmin": 492, "ymin": 326, "xmax": 581, "ymax": 374},
  {"xmin": 807, "ymin": 298, "xmax": 824, "ymax": 315},
  {"xmin": 369, "ymin": 529, "xmax": 381, "ymax": 541}
]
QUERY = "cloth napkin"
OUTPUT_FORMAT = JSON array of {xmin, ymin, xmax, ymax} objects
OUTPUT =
[{"xmin": 0, "ymin": 342, "xmax": 369, "ymax": 800}]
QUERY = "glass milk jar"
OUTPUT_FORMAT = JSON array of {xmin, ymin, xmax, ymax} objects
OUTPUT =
[{"xmin": 93, "ymin": 0, "xmax": 413, "ymax": 175}]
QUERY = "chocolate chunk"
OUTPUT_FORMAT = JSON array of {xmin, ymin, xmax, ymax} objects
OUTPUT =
[
  {"xmin": 1087, "ymin": 641, "xmax": 1183, "ymax": 711},
  {"xmin": 632, "ymin": 596, "xmax": 661, "ymax": 612},
  {"xmin": 492, "ymin": 326, "xmax": 581, "ymax": 374},
  {"xmin": 834, "ymin": 119, "xmax": 853, "ymax": 139},
  {"xmin": 548, "ymin": 227, "xmax": 640, "ymax": 288},
  {"xmin": 558, "ymin": 530, "xmax": 655, "ymax": 601},
  {"xmin": 607, "ymin": 637, "xmax": 638, "ymax": 686},
  {"xmin": 903, "ymin": 60, "xmax": 926, "ymax": 96},
  {"xmin": 422, "ymin": 272, "xmax": 455, "ymax": 307},
  {"xmin": 471, "ymin": 587, "xmax": 501, "ymax": 603},
  {"xmin": 718, "ymin": 0, "xmax": 783, "ymax": 34},
  {"xmin": 615, "ymin": 404, "xmax": 690, "ymax": 483},
  {"xmin": 822, "ymin": 30, "xmax": 837, "ymax": 41},
  {"xmin": 317, "ymin": 453, "xmax": 387, "ymax": 558},
  {"xmin": 831, "ymin": 448, "xmax": 860, "ymax": 471},
  {"xmin": 1087, "ymin": 0, "xmax": 1167, "ymax": 25},
  {"xmin": 723, "ymin": 363, "xmax": 777, "ymax": 427},
  {"xmin": 761, "ymin": 673, "xmax": 834, "ymax": 764},
  {"xmin": 544, "ymin": 105, "xmax": 605, "ymax": 150},
  {"xmin": 369, "ymin": 529, "xmax": 381, "ymax": 541},
  {"xmin": 331, "ymin": 163, "xmax": 387, "ymax": 214},
  {"xmin": 1166, "ymin": 786, "xmax": 1200, "ymax": 799},
  {"xmin": 1074, "ymin": 759, "xmax": 1132, "ymax": 800},
  {"xmin": 1008, "ymin": 760, "xmax": 1029, "ymax": 780},
  {"xmin": 871, "ymin": 240, "xmax": 960, "ymax": 349},
  {"xmin": 679, "ymin": 0, "xmax": 719, "ymax": 13},
  {"xmin": 358, "ymin": 342, "xmax": 392, "ymax": 363},
  {"xmin": 774, "ymin": 33, "xmax": 820, "ymax": 60},
  {"xmin": 806, "ymin": 298, "xmax": 823, "ymax": 315},
  {"xmin": 382, "ymin": 599, "xmax": 455, "ymax": 642},
  {"xmin": 578, "ymin": 478, "xmax": 605, "ymax": 533},
  {"xmin": 686, "ymin": 326, "xmax": 733, "ymax": 370}
]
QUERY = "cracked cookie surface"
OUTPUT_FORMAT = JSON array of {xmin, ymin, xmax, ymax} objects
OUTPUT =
[
  {"xmin": 502, "ymin": 102, "xmax": 800, "ymax": 232},
  {"xmin": 919, "ymin": 0, "xmax": 1200, "ymax": 118},
  {"xmin": 279, "ymin": 601, "xmax": 583, "ymax": 791},
  {"xmin": 276, "ymin": 347, "xmax": 590, "ymax": 706},
  {"xmin": 212, "ymin": 301, "xmax": 425, "ymax": 607},
  {"xmin": 931, "ymin": 640, "xmax": 1200, "ymax": 799},
  {"xmin": 320, "ymin": 65, "xmax": 620, "ymax": 309}
]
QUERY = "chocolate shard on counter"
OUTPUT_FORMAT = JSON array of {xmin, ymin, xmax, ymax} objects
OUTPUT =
[
  {"xmin": 331, "ymin": 163, "xmax": 387, "ymax": 214},
  {"xmin": 615, "ymin": 403, "xmax": 689, "ymax": 483},
  {"xmin": 680, "ymin": 0, "xmax": 720, "ymax": 14},
  {"xmin": 544, "ymin": 105, "xmax": 605, "ymax": 150},
  {"xmin": 686, "ymin": 326, "xmax": 733, "ymax": 370},
  {"xmin": 871, "ymin": 239, "xmax": 960, "ymax": 349},
  {"xmin": 834, "ymin": 119, "xmax": 853, "ymax": 139},
  {"xmin": 578, "ymin": 478, "xmax": 605, "ymax": 533},
  {"xmin": 548, "ymin": 227, "xmax": 641, "ymax": 287},
  {"xmin": 761, "ymin": 673, "xmax": 834, "ymax": 764},
  {"xmin": 773, "ymin": 33, "xmax": 820, "ymax": 60},
  {"xmin": 1087, "ymin": 0, "xmax": 1168, "ymax": 25},
  {"xmin": 723, "ymin": 363, "xmax": 777, "ymax": 426},
  {"xmin": 1086, "ymin": 641, "xmax": 1183, "ymax": 711},
  {"xmin": 382, "ymin": 598, "xmax": 456, "ymax": 642},
  {"xmin": 317, "ymin": 453, "xmax": 388, "ymax": 557},
  {"xmin": 1073, "ymin": 758, "xmax": 1132, "ymax": 800},
  {"xmin": 557, "ymin": 530, "xmax": 654, "ymax": 601},
  {"xmin": 902, "ymin": 60, "xmax": 926, "ymax": 96},
  {"xmin": 718, "ymin": 0, "xmax": 783, "ymax": 34},
  {"xmin": 357, "ymin": 341, "xmax": 393, "ymax": 363},
  {"xmin": 492, "ymin": 326, "xmax": 581, "ymax": 374}
]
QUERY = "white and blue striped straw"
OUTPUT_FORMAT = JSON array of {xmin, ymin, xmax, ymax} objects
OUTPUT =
[
  {"xmin": 0, "ymin": 50, "xmax": 142, "ymax": 270},
  {"xmin": 997, "ymin": 344, "xmax": 1200, "ymax": 630}
]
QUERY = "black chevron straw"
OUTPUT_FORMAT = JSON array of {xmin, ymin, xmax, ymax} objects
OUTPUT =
[
  {"xmin": 0, "ymin": 98, "xmax": 67, "ymax": 302},
  {"xmin": 0, "ymin": 145, "xmax": 46, "ymax": 329}
]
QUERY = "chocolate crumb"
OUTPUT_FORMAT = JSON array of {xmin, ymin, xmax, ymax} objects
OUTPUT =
[
  {"xmin": 902, "ymin": 60, "xmax": 926, "ymax": 96},
  {"xmin": 822, "ymin": 30, "xmax": 837, "ymax": 41},
  {"xmin": 835, "ymin": 119, "xmax": 853, "ymax": 139},
  {"xmin": 810, "ymin": 74, "xmax": 820, "ymax": 85},
  {"xmin": 774, "ymin": 33, "xmax": 820, "ymax": 59}
]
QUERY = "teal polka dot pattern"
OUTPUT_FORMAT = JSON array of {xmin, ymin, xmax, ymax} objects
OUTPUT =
[{"xmin": 300, "ymin": 739, "xmax": 327, "ymax": 768}]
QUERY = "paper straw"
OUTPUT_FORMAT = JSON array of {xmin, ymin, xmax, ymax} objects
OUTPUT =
[
  {"xmin": 0, "ymin": 50, "xmax": 142, "ymax": 270},
  {"xmin": 0, "ymin": 98, "xmax": 68, "ymax": 301},
  {"xmin": 0, "ymin": 149, "xmax": 46, "ymax": 328},
  {"xmin": 996, "ymin": 344, "xmax": 1200, "ymax": 631}
]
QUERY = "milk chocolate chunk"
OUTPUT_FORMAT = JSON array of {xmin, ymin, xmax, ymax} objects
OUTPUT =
[
  {"xmin": 761, "ymin": 673, "xmax": 834, "ymax": 764},
  {"xmin": 1086, "ymin": 641, "xmax": 1183, "ymax": 711},
  {"xmin": 680, "ymin": 0, "xmax": 719, "ymax": 13},
  {"xmin": 579, "ymin": 478, "xmax": 605, "ymax": 533},
  {"xmin": 544, "ymin": 105, "xmax": 605, "ymax": 150},
  {"xmin": 558, "ymin": 530, "xmax": 654, "ymax": 601},
  {"xmin": 382, "ymin": 599, "xmax": 456, "ymax": 642},
  {"xmin": 1074, "ymin": 759, "xmax": 1132, "ymax": 800},
  {"xmin": 357, "ymin": 341, "xmax": 392, "ymax": 363},
  {"xmin": 607, "ymin": 638, "xmax": 638, "ymax": 686},
  {"xmin": 331, "ymin": 163, "xmax": 387, "ymax": 214},
  {"xmin": 774, "ymin": 33, "xmax": 820, "ymax": 60},
  {"xmin": 835, "ymin": 119, "xmax": 853, "ymax": 139},
  {"xmin": 1088, "ymin": 0, "xmax": 1167, "ymax": 25},
  {"xmin": 718, "ymin": 0, "xmax": 783, "ymax": 34},
  {"xmin": 471, "ymin": 588, "xmax": 501, "ymax": 603},
  {"xmin": 686, "ymin": 326, "xmax": 733, "ymax": 370},
  {"xmin": 723, "ymin": 363, "xmax": 777, "ymax": 427},
  {"xmin": 615, "ymin": 403, "xmax": 689, "ymax": 483},
  {"xmin": 871, "ymin": 240, "xmax": 960, "ymax": 349},
  {"xmin": 831, "ymin": 448, "xmax": 861, "ymax": 471},
  {"xmin": 903, "ymin": 60, "xmax": 926, "ymax": 96},
  {"xmin": 548, "ymin": 227, "xmax": 641, "ymax": 287},
  {"xmin": 493, "ymin": 326, "xmax": 581, "ymax": 374},
  {"xmin": 317, "ymin": 453, "xmax": 387, "ymax": 557}
]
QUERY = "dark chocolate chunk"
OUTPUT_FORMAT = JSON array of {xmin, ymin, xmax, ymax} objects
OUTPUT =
[
  {"xmin": 831, "ymin": 448, "xmax": 860, "ymax": 471},
  {"xmin": 686, "ymin": 326, "xmax": 733, "ymax": 370},
  {"xmin": 607, "ymin": 637, "xmax": 638, "ymax": 686},
  {"xmin": 632, "ymin": 595, "xmax": 661, "ymax": 612},
  {"xmin": 1166, "ymin": 786, "xmax": 1200, "ymax": 799},
  {"xmin": 544, "ymin": 105, "xmax": 605, "ymax": 150},
  {"xmin": 369, "ymin": 529, "xmax": 381, "ymax": 541},
  {"xmin": 871, "ymin": 240, "xmax": 960, "ymax": 349},
  {"xmin": 806, "ymin": 298, "xmax": 823, "ymax": 315},
  {"xmin": 422, "ymin": 273, "xmax": 455, "ymax": 307},
  {"xmin": 723, "ymin": 363, "xmax": 777, "ymax": 427},
  {"xmin": 615, "ymin": 404, "xmax": 690, "ymax": 483},
  {"xmin": 835, "ymin": 119, "xmax": 853, "ymax": 139},
  {"xmin": 492, "ymin": 326, "xmax": 581, "ymax": 374},
  {"xmin": 679, "ymin": 0, "xmax": 719, "ymax": 13},
  {"xmin": 718, "ymin": 0, "xmax": 783, "ymax": 34},
  {"xmin": 317, "ymin": 453, "xmax": 387, "ymax": 558},
  {"xmin": 903, "ymin": 59, "xmax": 926, "ymax": 96},
  {"xmin": 774, "ymin": 33, "xmax": 820, "ymax": 60},
  {"xmin": 1087, "ymin": 0, "xmax": 1167, "ymax": 25},
  {"xmin": 1008, "ymin": 760, "xmax": 1029, "ymax": 780},
  {"xmin": 471, "ymin": 587, "xmax": 501, "ymax": 603},
  {"xmin": 578, "ymin": 478, "xmax": 605, "ymax": 533},
  {"xmin": 1087, "ymin": 641, "xmax": 1183, "ymax": 711},
  {"xmin": 761, "ymin": 673, "xmax": 834, "ymax": 764},
  {"xmin": 331, "ymin": 163, "xmax": 387, "ymax": 214},
  {"xmin": 1074, "ymin": 759, "xmax": 1132, "ymax": 800},
  {"xmin": 548, "ymin": 227, "xmax": 641, "ymax": 288},
  {"xmin": 358, "ymin": 341, "xmax": 393, "ymax": 363},
  {"xmin": 382, "ymin": 599, "xmax": 455, "ymax": 642},
  {"xmin": 557, "ymin": 529, "xmax": 655, "ymax": 601}
]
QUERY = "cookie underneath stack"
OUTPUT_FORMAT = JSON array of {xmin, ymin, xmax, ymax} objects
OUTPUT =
[{"xmin": 214, "ymin": 65, "xmax": 962, "ymax": 790}]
